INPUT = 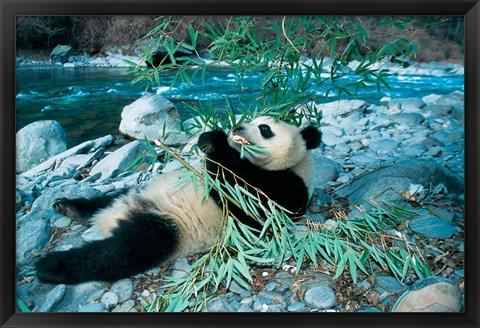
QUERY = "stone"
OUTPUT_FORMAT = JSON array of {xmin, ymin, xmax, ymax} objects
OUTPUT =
[
  {"xmin": 16, "ymin": 120, "xmax": 67, "ymax": 172},
  {"xmin": 422, "ymin": 104, "xmax": 454, "ymax": 117},
  {"xmin": 287, "ymin": 301, "xmax": 306, "ymax": 312},
  {"xmin": 409, "ymin": 214, "xmax": 457, "ymax": 239},
  {"xmin": 374, "ymin": 276, "xmax": 406, "ymax": 293},
  {"xmin": 112, "ymin": 300, "xmax": 136, "ymax": 312},
  {"xmin": 50, "ymin": 45, "xmax": 74, "ymax": 64},
  {"xmin": 16, "ymin": 214, "xmax": 50, "ymax": 265},
  {"xmin": 89, "ymin": 140, "xmax": 150, "ymax": 180},
  {"xmin": 303, "ymin": 286, "xmax": 336, "ymax": 310},
  {"xmin": 368, "ymin": 139, "xmax": 398, "ymax": 153},
  {"xmin": 78, "ymin": 303, "xmax": 106, "ymax": 312},
  {"xmin": 37, "ymin": 284, "xmax": 66, "ymax": 312},
  {"xmin": 119, "ymin": 94, "xmax": 186, "ymax": 144},
  {"xmin": 312, "ymin": 154, "xmax": 343, "ymax": 187},
  {"xmin": 386, "ymin": 97, "xmax": 426, "ymax": 111},
  {"xmin": 392, "ymin": 277, "xmax": 462, "ymax": 312},
  {"xmin": 334, "ymin": 159, "xmax": 464, "ymax": 206},
  {"xmin": 206, "ymin": 297, "xmax": 232, "ymax": 312},
  {"xmin": 171, "ymin": 257, "xmax": 192, "ymax": 280},
  {"xmin": 391, "ymin": 113, "xmax": 426, "ymax": 126},
  {"xmin": 317, "ymin": 99, "xmax": 369, "ymax": 117},
  {"xmin": 53, "ymin": 216, "xmax": 72, "ymax": 228},
  {"xmin": 110, "ymin": 279, "xmax": 134, "ymax": 302},
  {"xmin": 101, "ymin": 291, "xmax": 119, "ymax": 309}
]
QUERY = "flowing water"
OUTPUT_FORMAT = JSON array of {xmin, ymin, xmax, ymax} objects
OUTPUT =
[{"xmin": 16, "ymin": 65, "xmax": 464, "ymax": 147}]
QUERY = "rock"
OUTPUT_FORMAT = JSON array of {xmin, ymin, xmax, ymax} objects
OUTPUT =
[
  {"xmin": 37, "ymin": 284, "xmax": 66, "ymax": 312},
  {"xmin": 422, "ymin": 104, "xmax": 454, "ymax": 117},
  {"xmin": 81, "ymin": 225, "xmax": 105, "ymax": 242},
  {"xmin": 119, "ymin": 94, "xmax": 186, "ymax": 144},
  {"xmin": 112, "ymin": 300, "xmax": 135, "ymax": 312},
  {"xmin": 409, "ymin": 214, "xmax": 457, "ymax": 239},
  {"xmin": 78, "ymin": 303, "xmax": 106, "ymax": 312},
  {"xmin": 53, "ymin": 216, "xmax": 72, "ymax": 228},
  {"xmin": 334, "ymin": 159, "xmax": 464, "ymax": 206},
  {"xmin": 348, "ymin": 154, "xmax": 381, "ymax": 168},
  {"xmin": 392, "ymin": 277, "xmax": 462, "ymax": 312},
  {"xmin": 368, "ymin": 139, "xmax": 398, "ymax": 153},
  {"xmin": 89, "ymin": 140, "xmax": 149, "ymax": 180},
  {"xmin": 101, "ymin": 291, "xmax": 119, "ymax": 309},
  {"xmin": 303, "ymin": 286, "xmax": 336, "ymax": 310},
  {"xmin": 50, "ymin": 45, "xmax": 74, "ymax": 64},
  {"xmin": 391, "ymin": 113, "xmax": 425, "ymax": 126},
  {"xmin": 110, "ymin": 279, "xmax": 134, "ymax": 302},
  {"xmin": 385, "ymin": 97, "xmax": 426, "ymax": 111},
  {"xmin": 374, "ymin": 276, "xmax": 406, "ymax": 293},
  {"xmin": 16, "ymin": 120, "xmax": 67, "ymax": 172},
  {"xmin": 171, "ymin": 257, "xmax": 192, "ymax": 280},
  {"xmin": 16, "ymin": 214, "xmax": 50, "ymax": 265},
  {"xmin": 258, "ymin": 291, "xmax": 284, "ymax": 304},
  {"xmin": 229, "ymin": 281, "xmax": 251, "ymax": 296},
  {"xmin": 19, "ymin": 135, "xmax": 113, "ymax": 179},
  {"xmin": 312, "ymin": 154, "xmax": 343, "ymax": 187},
  {"xmin": 206, "ymin": 297, "xmax": 232, "ymax": 312},
  {"xmin": 287, "ymin": 301, "xmax": 306, "ymax": 312},
  {"xmin": 317, "ymin": 99, "xmax": 369, "ymax": 117}
]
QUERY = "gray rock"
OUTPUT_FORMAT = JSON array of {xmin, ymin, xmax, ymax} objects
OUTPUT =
[
  {"xmin": 50, "ymin": 45, "xmax": 74, "ymax": 64},
  {"xmin": 334, "ymin": 159, "xmax": 464, "ymax": 206},
  {"xmin": 78, "ymin": 303, "xmax": 106, "ymax": 312},
  {"xmin": 16, "ymin": 120, "xmax": 67, "ymax": 172},
  {"xmin": 312, "ymin": 154, "xmax": 343, "ymax": 187},
  {"xmin": 206, "ymin": 297, "xmax": 232, "ymax": 312},
  {"xmin": 16, "ymin": 214, "xmax": 50, "ymax": 265},
  {"xmin": 317, "ymin": 99, "xmax": 369, "ymax": 117},
  {"xmin": 368, "ymin": 139, "xmax": 398, "ymax": 153},
  {"xmin": 386, "ymin": 97, "xmax": 426, "ymax": 111},
  {"xmin": 110, "ymin": 279, "xmax": 134, "ymax": 302},
  {"xmin": 20, "ymin": 135, "xmax": 113, "ymax": 178},
  {"xmin": 348, "ymin": 154, "xmax": 381, "ymax": 168},
  {"xmin": 259, "ymin": 291, "xmax": 284, "ymax": 304},
  {"xmin": 81, "ymin": 225, "xmax": 105, "ymax": 242},
  {"xmin": 287, "ymin": 301, "xmax": 306, "ymax": 312},
  {"xmin": 36, "ymin": 284, "xmax": 66, "ymax": 312},
  {"xmin": 409, "ymin": 214, "xmax": 457, "ymax": 239},
  {"xmin": 229, "ymin": 281, "xmax": 251, "ymax": 296},
  {"xmin": 422, "ymin": 104, "xmax": 454, "ymax": 117},
  {"xmin": 101, "ymin": 291, "xmax": 119, "ymax": 309},
  {"xmin": 374, "ymin": 276, "xmax": 406, "ymax": 293},
  {"xmin": 171, "ymin": 257, "xmax": 192, "ymax": 280},
  {"xmin": 53, "ymin": 216, "xmax": 72, "ymax": 228},
  {"xmin": 391, "ymin": 113, "xmax": 425, "ymax": 126},
  {"xmin": 119, "ymin": 93, "xmax": 186, "ymax": 144},
  {"xmin": 321, "ymin": 125, "xmax": 344, "ymax": 137},
  {"xmin": 237, "ymin": 305, "xmax": 254, "ymax": 312},
  {"xmin": 401, "ymin": 144, "xmax": 427, "ymax": 159},
  {"xmin": 112, "ymin": 300, "xmax": 135, "ymax": 312},
  {"xmin": 392, "ymin": 276, "xmax": 462, "ymax": 312},
  {"xmin": 89, "ymin": 140, "xmax": 149, "ymax": 180},
  {"xmin": 304, "ymin": 286, "xmax": 336, "ymax": 310}
]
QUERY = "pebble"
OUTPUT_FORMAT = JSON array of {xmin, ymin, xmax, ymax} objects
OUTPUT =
[
  {"xmin": 52, "ymin": 216, "xmax": 72, "ymax": 228},
  {"xmin": 374, "ymin": 276, "xmax": 406, "ymax": 293},
  {"xmin": 110, "ymin": 279, "xmax": 134, "ymax": 302},
  {"xmin": 112, "ymin": 300, "xmax": 135, "ymax": 312},
  {"xmin": 303, "ymin": 286, "xmax": 336, "ymax": 310},
  {"xmin": 287, "ymin": 301, "xmax": 306, "ymax": 312},
  {"xmin": 101, "ymin": 291, "xmax": 119, "ymax": 309}
]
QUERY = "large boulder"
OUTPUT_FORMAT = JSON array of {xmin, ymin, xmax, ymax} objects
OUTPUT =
[
  {"xmin": 119, "ymin": 94, "xmax": 187, "ymax": 144},
  {"xmin": 334, "ymin": 159, "xmax": 464, "ymax": 206},
  {"xmin": 16, "ymin": 120, "xmax": 67, "ymax": 173},
  {"xmin": 50, "ymin": 45, "xmax": 74, "ymax": 64}
]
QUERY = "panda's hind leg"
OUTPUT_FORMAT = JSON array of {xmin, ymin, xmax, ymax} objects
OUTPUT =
[
  {"xmin": 35, "ymin": 211, "xmax": 179, "ymax": 284},
  {"xmin": 53, "ymin": 191, "xmax": 127, "ymax": 225}
]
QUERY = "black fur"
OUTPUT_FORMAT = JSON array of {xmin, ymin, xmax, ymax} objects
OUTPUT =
[
  {"xmin": 198, "ymin": 130, "xmax": 310, "ymax": 229},
  {"xmin": 301, "ymin": 125, "xmax": 322, "ymax": 149},
  {"xmin": 35, "ymin": 212, "xmax": 178, "ymax": 284}
]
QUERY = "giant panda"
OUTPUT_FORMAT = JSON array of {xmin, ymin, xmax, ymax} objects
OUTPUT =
[{"xmin": 35, "ymin": 116, "xmax": 321, "ymax": 284}]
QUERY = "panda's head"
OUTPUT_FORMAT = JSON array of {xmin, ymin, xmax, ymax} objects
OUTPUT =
[{"xmin": 228, "ymin": 116, "xmax": 321, "ymax": 171}]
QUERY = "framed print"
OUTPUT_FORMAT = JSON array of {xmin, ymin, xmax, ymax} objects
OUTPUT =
[{"xmin": 1, "ymin": 0, "xmax": 479, "ymax": 327}]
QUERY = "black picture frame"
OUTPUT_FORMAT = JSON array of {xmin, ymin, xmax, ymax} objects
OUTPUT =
[{"xmin": 2, "ymin": 0, "xmax": 478, "ymax": 327}]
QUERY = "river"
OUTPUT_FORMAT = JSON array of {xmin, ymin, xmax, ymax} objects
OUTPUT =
[{"xmin": 16, "ymin": 65, "xmax": 464, "ymax": 147}]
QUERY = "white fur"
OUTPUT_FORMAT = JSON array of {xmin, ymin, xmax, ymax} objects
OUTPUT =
[{"xmin": 93, "ymin": 169, "xmax": 223, "ymax": 258}]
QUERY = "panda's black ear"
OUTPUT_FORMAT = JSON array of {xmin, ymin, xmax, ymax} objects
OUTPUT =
[{"xmin": 301, "ymin": 126, "xmax": 321, "ymax": 149}]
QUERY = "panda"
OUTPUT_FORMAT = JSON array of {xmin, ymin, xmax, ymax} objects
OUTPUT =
[{"xmin": 35, "ymin": 116, "xmax": 321, "ymax": 284}]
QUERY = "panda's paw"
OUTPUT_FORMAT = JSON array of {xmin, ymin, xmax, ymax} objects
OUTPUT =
[
  {"xmin": 35, "ymin": 251, "xmax": 80, "ymax": 284},
  {"xmin": 52, "ymin": 198, "xmax": 89, "ymax": 225},
  {"xmin": 198, "ymin": 130, "xmax": 227, "ymax": 155}
]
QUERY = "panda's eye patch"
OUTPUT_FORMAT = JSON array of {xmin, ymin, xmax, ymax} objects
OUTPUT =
[{"xmin": 258, "ymin": 124, "xmax": 275, "ymax": 139}]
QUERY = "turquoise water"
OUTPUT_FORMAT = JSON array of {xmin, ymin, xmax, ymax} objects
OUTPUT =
[{"xmin": 16, "ymin": 65, "xmax": 464, "ymax": 147}]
